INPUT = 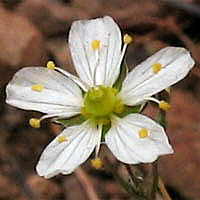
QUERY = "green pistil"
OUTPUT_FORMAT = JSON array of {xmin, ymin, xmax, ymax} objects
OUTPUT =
[{"xmin": 82, "ymin": 86, "xmax": 123, "ymax": 125}]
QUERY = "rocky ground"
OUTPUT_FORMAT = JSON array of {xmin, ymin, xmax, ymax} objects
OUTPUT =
[{"xmin": 0, "ymin": 0, "xmax": 200, "ymax": 199}]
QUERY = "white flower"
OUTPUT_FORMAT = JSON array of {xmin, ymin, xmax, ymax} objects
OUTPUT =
[{"xmin": 6, "ymin": 16, "xmax": 195, "ymax": 178}]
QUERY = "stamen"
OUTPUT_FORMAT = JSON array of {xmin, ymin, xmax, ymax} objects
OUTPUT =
[
  {"xmin": 54, "ymin": 67, "xmax": 89, "ymax": 92},
  {"xmin": 116, "ymin": 35, "xmax": 131, "ymax": 72},
  {"xmin": 91, "ymin": 40, "xmax": 101, "ymax": 50},
  {"xmin": 139, "ymin": 128, "xmax": 149, "ymax": 138},
  {"xmin": 32, "ymin": 84, "xmax": 44, "ymax": 92},
  {"xmin": 47, "ymin": 61, "xmax": 55, "ymax": 70},
  {"xmin": 81, "ymin": 107, "xmax": 89, "ymax": 117},
  {"xmin": 123, "ymin": 34, "xmax": 133, "ymax": 44},
  {"xmin": 91, "ymin": 157, "xmax": 103, "ymax": 169},
  {"xmin": 95, "ymin": 124, "xmax": 102, "ymax": 158},
  {"xmin": 88, "ymin": 87, "xmax": 104, "ymax": 102},
  {"xmin": 113, "ymin": 99, "xmax": 124, "ymax": 114},
  {"xmin": 30, "ymin": 112, "xmax": 78, "ymax": 129},
  {"xmin": 144, "ymin": 97, "xmax": 160, "ymax": 104},
  {"xmin": 144, "ymin": 97, "xmax": 171, "ymax": 111},
  {"xmin": 98, "ymin": 118, "xmax": 110, "ymax": 125},
  {"xmin": 29, "ymin": 118, "xmax": 41, "ymax": 128},
  {"xmin": 58, "ymin": 135, "xmax": 68, "ymax": 143},
  {"xmin": 111, "ymin": 88, "xmax": 119, "ymax": 95},
  {"xmin": 159, "ymin": 100, "xmax": 171, "ymax": 111},
  {"xmin": 152, "ymin": 63, "xmax": 162, "ymax": 74}
]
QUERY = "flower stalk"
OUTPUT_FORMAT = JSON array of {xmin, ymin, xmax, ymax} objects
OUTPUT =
[
  {"xmin": 104, "ymin": 156, "xmax": 146, "ymax": 200},
  {"xmin": 149, "ymin": 160, "xmax": 158, "ymax": 200},
  {"xmin": 149, "ymin": 90, "xmax": 171, "ymax": 200}
]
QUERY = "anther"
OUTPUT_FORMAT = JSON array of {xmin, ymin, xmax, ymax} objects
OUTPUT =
[
  {"xmin": 29, "ymin": 118, "xmax": 41, "ymax": 128},
  {"xmin": 113, "ymin": 99, "xmax": 124, "ymax": 114},
  {"xmin": 88, "ymin": 88, "xmax": 104, "ymax": 101},
  {"xmin": 32, "ymin": 84, "xmax": 44, "ymax": 92},
  {"xmin": 98, "ymin": 118, "xmax": 110, "ymax": 125},
  {"xmin": 111, "ymin": 88, "xmax": 119, "ymax": 95},
  {"xmin": 139, "ymin": 128, "xmax": 149, "ymax": 139},
  {"xmin": 123, "ymin": 34, "xmax": 133, "ymax": 44},
  {"xmin": 58, "ymin": 135, "xmax": 68, "ymax": 143},
  {"xmin": 152, "ymin": 63, "xmax": 162, "ymax": 74},
  {"xmin": 91, "ymin": 157, "xmax": 103, "ymax": 169},
  {"xmin": 159, "ymin": 100, "xmax": 171, "ymax": 111},
  {"xmin": 47, "ymin": 61, "xmax": 55, "ymax": 70},
  {"xmin": 91, "ymin": 40, "xmax": 101, "ymax": 50}
]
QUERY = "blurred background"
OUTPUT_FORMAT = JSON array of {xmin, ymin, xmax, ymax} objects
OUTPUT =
[{"xmin": 0, "ymin": 0, "xmax": 200, "ymax": 199}]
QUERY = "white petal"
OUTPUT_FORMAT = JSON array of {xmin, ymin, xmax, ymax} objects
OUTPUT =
[
  {"xmin": 118, "ymin": 47, "xmax": 195, "ymax": 105},
  {"xmin": 105, "ymin": 114, "xmax": 173, "ymax": 164},
  {"xmin": 36, "ymin": 121, "xmax": 101, "ymax": 178},
  {"xmin": 6, "ymin": 67, "xmax": 83, "ymax": 115},
  {"xmin": 69, "ymin": 16, "xmax": 122, "ymax": 87}
]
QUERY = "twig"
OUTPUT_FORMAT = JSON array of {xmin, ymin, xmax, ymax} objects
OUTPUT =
[
  {"xmin": 158, "ymin": 177, "xmax": 172, "ymax": 200},
  {"xmin": 75, "ymin": 167, "xmax": 100, "ymax": 200}
]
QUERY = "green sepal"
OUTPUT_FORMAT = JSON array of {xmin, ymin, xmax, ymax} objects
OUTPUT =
[
  {"xmin": 113, "ymin": 62, "xmax": 128, "ymax": 91},
  {"xmin": 55, "ymin": 114, "xmax": 86, "ymax": 127},
  {"xmin": 101, "ymin": 105, "xmax": 141, "ymax": 142},
  {"xmin": 157, "ymin": 109, "xmax": 167, "ymax": 130},
  {"xmin": 101, "ymin": 122, "xmax": 111, "ymax": 142},
  {"xmin": 115, "ymin": 105, "xmax": 141, "ymax": 118}
]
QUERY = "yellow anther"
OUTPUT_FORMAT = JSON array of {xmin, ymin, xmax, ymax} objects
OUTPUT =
[
  {"xmin": 111, "ymin": 88, "xmax": 119, "ymax": 95},
  {"xmin": 91, "ymin": 157, "xmax": 103, "ymax": 169},
  {"xmin": 32, "ymin": 84, "xmax": 44, "ymax": 92},
  {"xmin": 81, "ymin": 107, "xmax": 89, "ymax": 118},
  {"xmin": 58, "ymin": 135, "xmax": 68, "ymax": 143},
  {"xmin": 47, "ymin": 61, "xmax": 55, "ymax": 70},
  {"xmin": 152, "ymin": 63, "xmax": 162, "ymax": 74},
  {"xmin": 29, "ymin": 118, "xmax": 41, "ymax": 128},
  {"xmin": 91, "ymin": 40, "xmax": 101, "ymax": 50},
  {"xmin": 123, "ymin": 34, "xmax": 133, "ymax": 44},
  {"xmin": 98, "ymin": 118, "xmax": 110, "ymax": 125},
  {"xmin": 139, "ymin": 128, "xmax": 149, "ymax": 139},
  {"xmin": 159, "ymin": 100, "xmax": 171, "ymax": 111},
  {"xmin": 113, "ymin": 99, "xmax": 124, "ymax": 114}
]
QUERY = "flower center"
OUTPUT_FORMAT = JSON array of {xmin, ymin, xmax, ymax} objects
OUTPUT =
[{"xmin": 82, "ymin": 86, "xmax": 124, "ymax": 125}]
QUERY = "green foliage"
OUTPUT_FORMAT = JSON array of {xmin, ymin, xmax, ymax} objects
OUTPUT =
[
  {"xmin": 116, "ymin": 105, "xmax": 141, "ymax": 118},
  {"xmin": 55, "ymin": 115, "xmax": 86, "ymax": 127},
  {"xmin": 101, "ymin": 122, "xmax": 111, "ymax": 141},
  {"xmin": 113, "ymin": 62, "xmax": 128, "ymax": 91}
]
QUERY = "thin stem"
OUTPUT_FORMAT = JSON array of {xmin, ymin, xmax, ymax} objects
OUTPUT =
[
  {"xmin": 150, "ymin": 160, "xmax": 159, "ymax": 200},
  {"xmin": 124, "ymin": 164, "xmax": 143, "ymax": 194},
  {"xmin": 148, "ymin": 93, "xmax": 167, "ymax": 199},
  {"xmin": 104, "ymin": 156, "xmax": 146, "ymax": 200},
  {"xmin": 75, "ymin": 167, "xmax": 100, "ymax": 200},
  {"xmin": 158, "ymin": 177, "xmax": 172, "ymax": 200},
  {"xmin": 125, "ymin": 164, "xmax": 140, "ymax": 187},
  {"xmin": 151, "ymin": 91, "xmax": 171, "ymax": 200},
  {"xmin": 157, "ymin": 109, "xmax": 167, "ymax": 130}
]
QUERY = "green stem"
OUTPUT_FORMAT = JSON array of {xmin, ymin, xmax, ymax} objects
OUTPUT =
[
  {"xmin": 104, "ymin": 156, "xmax": 146, "ymax": 200},
  {"xmin": 157, "ymin": 110, "xmax": 167, "ymax": 130},
  {"xmin": 149, "ymin": 100, "xmax": 167, "ymax": 199},
  {"xmin": 124, "ymin": 164, "xmax": 143, "ymax": 195}
]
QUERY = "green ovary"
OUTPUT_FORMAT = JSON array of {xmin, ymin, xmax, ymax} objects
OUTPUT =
[{"xmin": 81, "ymin": 86, "xmax": 124, "ymax": 125}]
